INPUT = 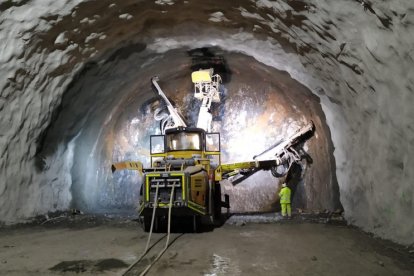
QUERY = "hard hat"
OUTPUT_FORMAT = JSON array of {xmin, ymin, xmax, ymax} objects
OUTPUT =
[{"xmin": 282, "ymin": 183, "xmax": 287, "ymax": 187}]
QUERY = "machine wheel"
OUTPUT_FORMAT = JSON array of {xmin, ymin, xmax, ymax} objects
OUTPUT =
[
  {"xmin": 143, "ymin": 215, "xmax": 160, "ymax": 232},
  {"xmin": 192, "ymin": 215, "xmax": 200, "ymax": 233},
  {"xmin": 213, "ymin": 182, "xmax": 222, "ymax": 225},
  {"xmin": 142, "ymin": 215, "xmax": 151, "ymax": 232}
]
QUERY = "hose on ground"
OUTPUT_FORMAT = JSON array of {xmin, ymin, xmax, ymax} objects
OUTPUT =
[
  {"xmin": 121, "ymin": 184, "xmax": 160, "ymax": 276},
  {"xmin": 139, "ymin": 183, "xmax": 175, "ymax": 276}
]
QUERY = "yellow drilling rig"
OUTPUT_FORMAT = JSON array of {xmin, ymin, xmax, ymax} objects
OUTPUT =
[{"xmin": 112, "ymin": 69, "xmax": 315, "ymax": 232}]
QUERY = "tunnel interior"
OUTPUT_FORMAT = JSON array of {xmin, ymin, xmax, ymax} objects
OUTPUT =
[
  {"xmin": 0, "ymin": 0, "xmax": 413, "ymax": 248},
  {"xmin": 36, "ymin": 45, "xmax": 341, "ymax": 215}
]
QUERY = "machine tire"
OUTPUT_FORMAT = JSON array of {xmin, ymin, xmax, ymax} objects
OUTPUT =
[
  {"xmin": 192, "ymin": 215, "xmax": 200, "ymax": 233},
  {"xmin": 142, "ymin": 215, "xmax": 151, "ymax": 232},
  {"xmin": 213, "ymin": 182, "xmax": 222, "ymax": 225}
]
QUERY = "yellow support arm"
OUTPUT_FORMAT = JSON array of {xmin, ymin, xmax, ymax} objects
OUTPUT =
[
  {"xmin": 111, "ymin": 161, "xmax": 143, "ymax": 175},
  {"xmin": 221, "ymin": 161, "xmax": 259, "ymax": 173},
  {"xmin": 219, "ymin": 160, "xmax": 279, "ymax": 181}
]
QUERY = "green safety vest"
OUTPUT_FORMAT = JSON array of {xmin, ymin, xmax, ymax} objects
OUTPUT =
[{"xmin": 279, "ymin": 187, "xmax": 291, "ymax": 204}]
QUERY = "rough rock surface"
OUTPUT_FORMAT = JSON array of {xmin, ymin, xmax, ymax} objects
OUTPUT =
[{"xmin": 0, "ymin": 0, "xmax": 413, "ymax": 246}]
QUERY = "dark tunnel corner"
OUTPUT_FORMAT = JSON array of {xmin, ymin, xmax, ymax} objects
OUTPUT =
[{"xmin": 33, "ymin": 61, "xmax": 101, "ymax": 173}]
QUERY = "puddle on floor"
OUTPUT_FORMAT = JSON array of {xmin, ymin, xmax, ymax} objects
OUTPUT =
[
  {"xmin": 49, "ymin": 258, "xmax": 129, "ymax": 273},
  {"xmin": 204, "ymin": 253, "xmax": 241, "ymax": 276}
]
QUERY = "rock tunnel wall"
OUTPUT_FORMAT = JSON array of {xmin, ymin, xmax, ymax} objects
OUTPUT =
[{"xmin": 0, "ymin": 0, "xmax": 413, "ymax": 245}]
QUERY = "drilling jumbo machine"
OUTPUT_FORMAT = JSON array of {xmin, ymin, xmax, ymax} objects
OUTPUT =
[{"xmin": 112, "ymin": 69, "xmax": 315, "ymax": 232}]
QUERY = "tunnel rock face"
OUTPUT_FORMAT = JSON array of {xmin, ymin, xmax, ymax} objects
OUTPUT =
[{"xmin": 1, "ymin": 0, "xmax": 413, "ymax": 245}]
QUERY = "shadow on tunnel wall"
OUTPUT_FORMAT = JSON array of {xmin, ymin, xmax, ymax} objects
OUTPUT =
[
  {"xmin": 34, "ymin": 60, "xmax": 117, "ymax": 211},
  {"xmin": 34, "ymin": 61, "xmax": 101, "ymax": 171},
  {"xmin": 34, "ymin": 40, "xmax": 153, "ymax": 169},
  {"xmin": 33, "ymin": 42, "xmax": 153, "ymax": 212}
]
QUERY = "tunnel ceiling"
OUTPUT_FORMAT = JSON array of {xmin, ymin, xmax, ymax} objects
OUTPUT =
[{"xmin": 0, "ymin": 0, "xmax": 413, "ymax": 246}]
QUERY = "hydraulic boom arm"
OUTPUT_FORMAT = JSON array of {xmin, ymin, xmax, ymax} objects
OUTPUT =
[
  {"xmin": 191, "ymin": 69, "xmax": 222, "ymax": 132},
  {"xmin": 221, "ymin": 121, "xmax": 315, "ymax": 184},
  {"xmin": 151, "ymin": 77, "xmax": 187, "ymax": 134}
]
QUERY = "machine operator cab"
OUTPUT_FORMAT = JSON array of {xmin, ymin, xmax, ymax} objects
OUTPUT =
[
  {"xmin": 166, "ymin": 130, "xmax": 202, "ymax": 151},
  {"xmin": 149, "ymin": 127, "xmax": 221, "ymax": 170}
]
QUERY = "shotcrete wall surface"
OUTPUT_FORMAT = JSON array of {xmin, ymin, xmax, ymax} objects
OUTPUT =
[{"xmin": 0, "ymin": 0, "xmax": 413, "ymax": 245}]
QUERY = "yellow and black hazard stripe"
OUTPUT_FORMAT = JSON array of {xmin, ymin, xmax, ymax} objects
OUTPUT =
[{"xmin": 187, "ymin": 201, "xmax": 206, "ymax": 215}]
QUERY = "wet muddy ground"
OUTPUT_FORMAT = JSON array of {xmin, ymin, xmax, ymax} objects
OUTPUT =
[{"xmin": 0, "ymin": 214, "xmax": 413, "ymax": 275}]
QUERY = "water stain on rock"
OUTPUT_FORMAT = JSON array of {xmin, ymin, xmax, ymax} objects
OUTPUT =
[
  {"xmin": 94, "ymin": 258, "xmax": 129, "ymax": 271},
  {"xmin": 50, "ymin": 258, "xmax": 128, "ymax": 273},
  {"xmin": 50, "ymin": 260, "xmax": 91, "ymax": 273},
  {"xmin": 180, "ymin": 258, "xmax": 196, "ymax": 265}
]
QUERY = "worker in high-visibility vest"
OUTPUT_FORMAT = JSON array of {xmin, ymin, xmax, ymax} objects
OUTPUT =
[{"xmin": 279, "ymin": 183, "xmax": 292, "ymax": 218}]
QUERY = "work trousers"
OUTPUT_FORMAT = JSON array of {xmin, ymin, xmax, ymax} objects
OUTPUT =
[{"xmin": 281, "ymin": 203, "xmax": 291, "ymax": 217}]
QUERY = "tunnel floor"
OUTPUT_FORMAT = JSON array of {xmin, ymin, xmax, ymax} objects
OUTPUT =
[{"xmin": 0, "ymin": 216, "xmax": 413, "ymax": 276}]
